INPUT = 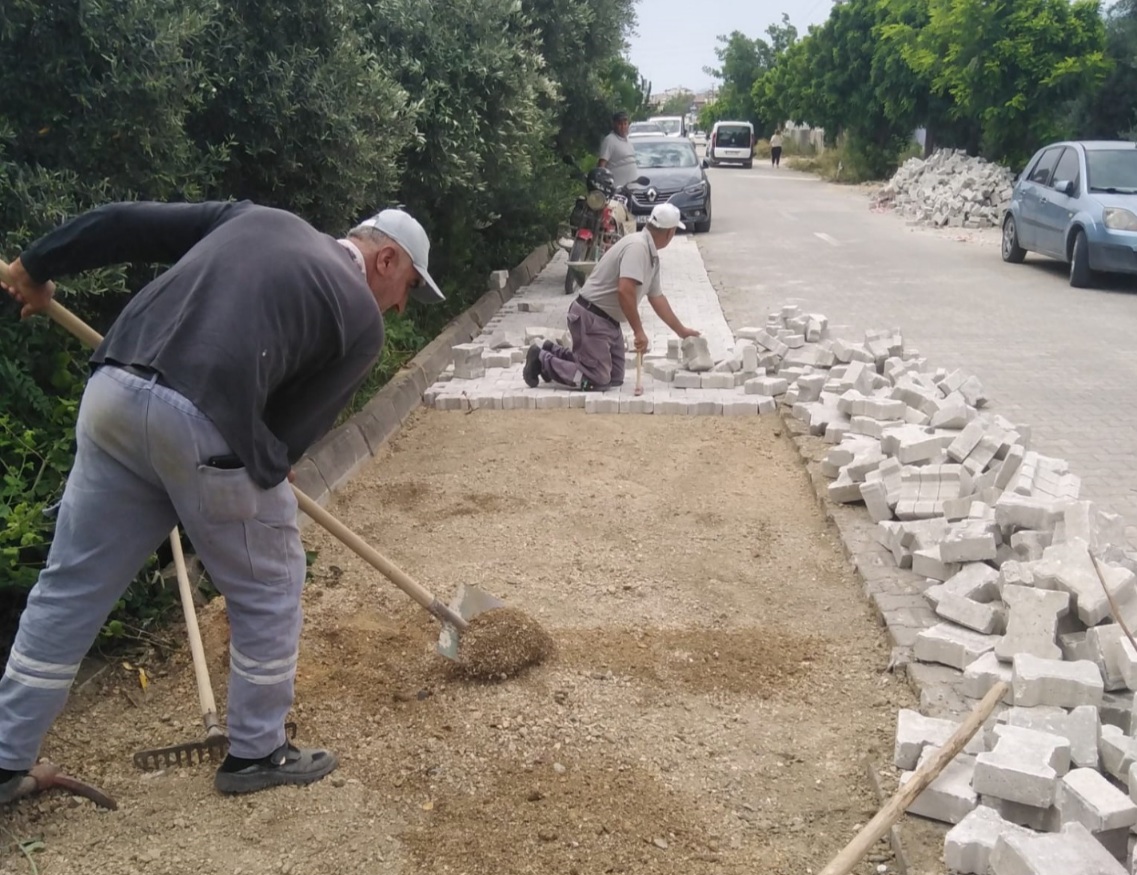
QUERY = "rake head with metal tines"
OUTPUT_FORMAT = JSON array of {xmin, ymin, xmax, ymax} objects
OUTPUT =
[
  {"xmin": 132, "ymin": 721, "xmax": 298, "ymax": 771},
  {"xmin": 133, "ymin": 734, "xmax": 229, "ymax": 771}
]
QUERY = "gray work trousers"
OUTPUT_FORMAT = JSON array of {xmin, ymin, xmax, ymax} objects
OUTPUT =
[
  {"xmin": 539, "ymin": 299, "xmax": 626, "ymax": 388},
  {"xmin": 0, "ymin": 365, "xmax": 306, "ymax": 768}
]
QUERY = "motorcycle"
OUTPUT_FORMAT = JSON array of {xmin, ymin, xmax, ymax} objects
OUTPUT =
[{"xmin": 560, "ymin": 157, "xmax": 648, "ymax": 295}]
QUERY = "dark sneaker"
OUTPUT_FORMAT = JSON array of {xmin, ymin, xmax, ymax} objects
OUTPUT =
[
  {"xmin": 0, "ymin": 770, "xmax": 27, "ymax": 804},
  {"xmin": 214, "ymin": 743, "xmax": 337, "ymax": 795},
  {"xmin": 523, "ymin": 344, "xmax": 542, "ymax": 388}
]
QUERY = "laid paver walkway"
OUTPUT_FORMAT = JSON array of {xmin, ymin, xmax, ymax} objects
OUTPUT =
[{"xmin": 425, "ymin": 236, "xmax": 752, "ymax": 413}]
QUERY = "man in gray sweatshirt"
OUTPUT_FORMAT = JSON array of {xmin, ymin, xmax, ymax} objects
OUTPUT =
[{"xmin": 0, "ymin": 200, "xmax": 443, "ymax": 798}]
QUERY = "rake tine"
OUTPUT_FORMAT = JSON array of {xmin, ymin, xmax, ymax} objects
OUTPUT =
[{"xmin": 133, "ymin": 722, "xmax": 295, "ymax": 771}]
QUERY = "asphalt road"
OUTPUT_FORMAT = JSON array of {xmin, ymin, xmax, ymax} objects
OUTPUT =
[{"xmin": 694, "ymin": 155, "xmax": 1137, "ymax": 541}]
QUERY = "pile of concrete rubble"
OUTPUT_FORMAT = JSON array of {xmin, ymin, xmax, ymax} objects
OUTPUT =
[
  {"xmin": 752, "ymin": 304, "xmax": 1137, "ymax": 874},
  {"xmin": 872, "ymin": 149, "xmax": 1016, "ymax": 231}
]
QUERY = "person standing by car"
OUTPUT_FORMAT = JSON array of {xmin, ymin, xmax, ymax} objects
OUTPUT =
[
  {"xmin": 770, "ymin": 129, "xmax": 784, "ymax": 167},
  {"xmin": 597, "ymin": 110, "xmax": 639, "ymax": 188},
  {"xmin": 523, "ymin": 203, "xmax": 701, "ymax": 391}
]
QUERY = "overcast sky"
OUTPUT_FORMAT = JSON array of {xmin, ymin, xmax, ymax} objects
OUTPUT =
[{"xmin": 625, "ymin": 1, "xmax": 834, "ymax": 94}]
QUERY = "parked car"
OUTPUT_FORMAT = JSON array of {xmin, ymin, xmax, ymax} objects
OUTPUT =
[
  {"xmin": 624, "ymin": 136, "xmax": 712, "ymax": 232},
  {"xmin": 708, "ymin": 120, "xmax": 754, "ymax": 168},
  {"xmin": 649, "ymin": 115, "xmax": 687, "ymax": 139},
  {"xmin": 628, "ymin": 121, "xmax": 666, "ymax": 139},
  {"xmin": 690, "ymin": 129, "xmax": 707, "ymax": 147},
  {"xmin": 1002, "ymin": 140, "xmax": 1137, "ymax": 287}
]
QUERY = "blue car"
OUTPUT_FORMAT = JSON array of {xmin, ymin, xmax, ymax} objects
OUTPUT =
[{"xmin": 1002, "ymin": 140, "xmax": 1137, "ymax": 287}]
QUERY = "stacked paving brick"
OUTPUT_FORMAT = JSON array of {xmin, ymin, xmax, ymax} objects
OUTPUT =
[
  {"xmin": 424, "ymin": 304, "xmax": 837, "ymax": 415},
  {"xmin": 781, "ymin": 307, "xmax": 1137, "ymax": 873},
  {"xmin": 872, "ymin": 149, "xmax": 1016, "ymax": 230}
]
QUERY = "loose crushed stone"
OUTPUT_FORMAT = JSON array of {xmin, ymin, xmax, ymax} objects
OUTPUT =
[{"xmin": 456, "ymin": 607, "xmax": 555, "ymax": 680}]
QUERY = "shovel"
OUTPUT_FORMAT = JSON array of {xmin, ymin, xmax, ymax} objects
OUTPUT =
[
  {"xmin": 1, "ymin": 266, "xmax": 502, "ymax": 660},
  {"xmin": 292, "ymin": 490, "xmax": 503, "ymax": 660}
]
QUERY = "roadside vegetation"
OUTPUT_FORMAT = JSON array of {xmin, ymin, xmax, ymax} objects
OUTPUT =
[{"xmin": 700, "ymin": 0, "xmax": 1137, "ymax": 183}]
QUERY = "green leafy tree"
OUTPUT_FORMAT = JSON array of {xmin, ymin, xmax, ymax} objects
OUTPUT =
[
  {"xmin": 357, "ymin": 0, "xmax": 559, "ymax": 329},
  {"xmin": 658, "ymin": 90, "xmax": 695, "ymax": 117},
  {"xmin": 187, "ymin": 0, "xmax": 414, "ymax": 232},
  {"xmin": 756, "ymin": 1, "xmax": 916, "ymax": 176},
  {"xmin": 0, "ymin": 0, "xmax": 223, "ymax": 635},
  {"xmin": 0, "ymin": 0, "xmax": 644, "ymax": 653},
  {"xmin": 1067, "ymin": 0, "xmax": 1137, "ymax": 139},
  {"xmin": 702, "ymin": 31, "xmax": 763, "ymax": 125},
  {"xmin": 520, "ymin": 0, "xmax": 638, "ymax": 151},
  {"xmin": 897, "ymin": 0, "xmax": 1109, "ymax": 163},
  {"xmin": 705, "ymin": 15, "xmax": 797, "ymax": 129},
  {"xmin": 599, "ymin": 57, "xmax": 653, "ymax": 123}
]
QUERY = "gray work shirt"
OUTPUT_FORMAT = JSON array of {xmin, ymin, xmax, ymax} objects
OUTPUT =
[
  {"xmin": 579, "ymin": 230, "xmax": 662, "ymax": 323},
  {"xmin": 599, "ymin": 132, "xmax": 640, "ymax": 187},
  {"xmin": 20, "ymin": 200, "xmax": 385, "ymax": 489}
]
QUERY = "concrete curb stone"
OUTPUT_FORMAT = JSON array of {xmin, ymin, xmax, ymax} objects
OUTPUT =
[
  {"xmin": 469, "ymin": 289, "xmax": 505, "ymax": 329},
  {"xmin": 308, "ymin": 421, "xmax": 371, "ymax": 494}
]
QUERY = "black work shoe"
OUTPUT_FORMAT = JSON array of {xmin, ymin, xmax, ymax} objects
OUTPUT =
[
  {"xmin": 0, "ymin": 770, "xmax": 27, "ymax": 804},
  {"xmin": 523, "ymin": 344, "xmax": 542, "ymax": 388},
  {"xmin": 214, "ymin": 743, "xmax": 337, "ymax": 795},
  {"xmin": 542, "ymin": 339, "xmax": 555, "ymax": 352}
]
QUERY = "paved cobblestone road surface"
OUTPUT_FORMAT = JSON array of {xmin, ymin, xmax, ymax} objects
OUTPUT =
[{"xmin": 696, "ymin": 158, "xmax": 1137, "ymax": 541}]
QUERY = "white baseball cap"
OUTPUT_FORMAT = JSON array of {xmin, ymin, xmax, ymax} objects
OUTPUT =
[
  {"xmin": 359, "ymin": 209, "xmax": 445, "ymax": 304},
  {"xmin": 648, "ymin": 202, "xmax": 686, "ymax": 231}
]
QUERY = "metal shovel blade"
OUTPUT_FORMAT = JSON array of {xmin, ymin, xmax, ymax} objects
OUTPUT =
[{"xmin": 436, "ymin": 584, "xmax": 507, "ymax": 661}]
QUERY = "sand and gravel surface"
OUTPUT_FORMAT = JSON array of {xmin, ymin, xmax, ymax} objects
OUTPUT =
[{"xmin": 1, "ymin": 409, "xmax": 949, "ymax": 875}]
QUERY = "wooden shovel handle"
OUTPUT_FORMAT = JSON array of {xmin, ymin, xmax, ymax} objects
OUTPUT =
[
  {"xmin": 0, "ymin": 259, "xmax": 103, "ymax": 348},
  {"xmin": 818, "ymin": 680, "xmax": 1008, "ymax": 875},
  {"xmin": 292, "ymin": 488, "xmax": 467, "ymax": 630}
]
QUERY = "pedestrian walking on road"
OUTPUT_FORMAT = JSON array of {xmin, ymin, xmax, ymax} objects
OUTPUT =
[
  {"xmin": 524, "ymin": 203, "xmax": 701, "ymax": 391},
  {"xmin": 597, "ymin": 110, "xmax": 640, "ymax": 188},
  {"xmin": 770, "ymin": 129, "xmax": 784, "ymax": 167},
  {"xmin": 0, "ymin": 199, "xmax": 444, "ymax": 800}
]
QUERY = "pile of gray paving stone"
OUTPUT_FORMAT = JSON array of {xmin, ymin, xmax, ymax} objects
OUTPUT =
[
  {"xmin": 872, "ymin": 149, "xmax": 1016, "ymax": 230},
  {"xmin": 770, "ymin": 306, "xmax": 1137, "ymax": 873}
]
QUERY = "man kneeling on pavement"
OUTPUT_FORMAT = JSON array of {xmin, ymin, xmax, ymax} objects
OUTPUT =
[{"xmin": 524, "ymin": 203, "xmax": 700, "ymax": 390}]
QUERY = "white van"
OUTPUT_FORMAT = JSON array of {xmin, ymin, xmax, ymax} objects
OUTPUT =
[
  {"xmin": 708, "ymin": 120, "xmax": 755, "ymax": 168},
  {"xmin": 649, "ymin": 115, "xmax": 687, "ymax": 139}
]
